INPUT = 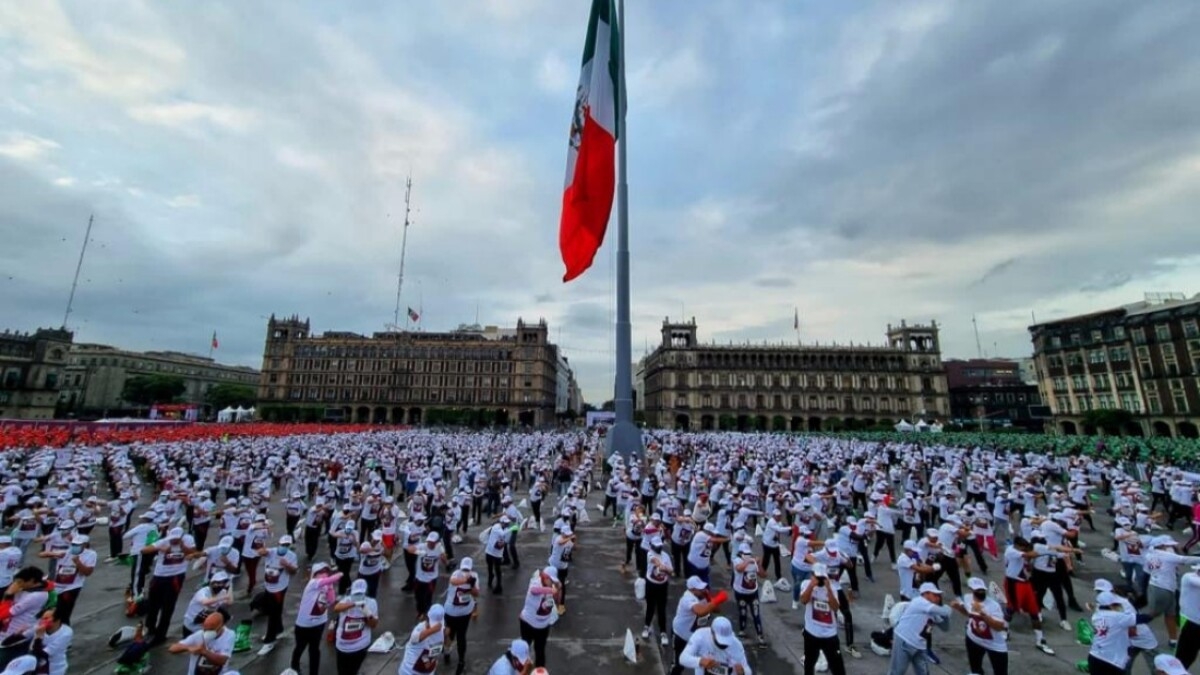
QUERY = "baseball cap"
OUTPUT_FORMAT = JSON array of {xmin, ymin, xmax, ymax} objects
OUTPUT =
[
  {"xmin": 510, "ymin": 639, "xmax": 531, "ymax": 662},
  {"xmin": 350, "ymin": 579, "xmax": 368, "ymax": 595},
  {"xmin": 1095, "ymin": 591, "xmax": 1121, "ymax": 607},
  {"xmin": 211, "ymin": 571, "xmax": 231, "ymax": 583},
  {"xmin": 919, "ymin": 583, "xmax": 942, "ymax": 596},
  {"xmin": 279, "ymin": 535, "xmax": 294, "ymax": 545},
  {"xmin": 902, "ymin": 540, "xmax": 917, "ymax": 550},
  {"xmin": 686, "ymin": 576, "xmax": 708, "ymax": 590},
  {"xmin": 1093, "ymin": 579, "xmax": 1114, "ymax": 592},
  {"xmin": 1, "ymin": 655, "xmax": 37, "ymax": 675},
  {"xmin": 71, "ymin": 534, "xmax": 89, "ymax": 545},
  {"xmin": 711, "ymin": 617, "xmax": 734, "ymax": 647},
  {"xmin": 968, "ymin": 577, "xmax": 987, "ymax": 591},
  {"xmin": 1153, "ymin": 654, "xmax": 1188, "ymax": 675},
  {"xmin": 311, "ymin": 562, "xmax": 331, "ymax": 575}
]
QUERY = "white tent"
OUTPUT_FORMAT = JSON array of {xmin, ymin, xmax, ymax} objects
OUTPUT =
[
  {"xmin": 915, "ymin": 419, "xmax": 930, "ymax": 431},
  {"xmin": 929, "ymin": 422, "xmax": 944, "ymax": 434},
  {"xmin": 894, "ymin": 419, "xmax": 915, "ymax": 432},
  {"xmin": 234, "ymin": 406, "xmax": 252, "ymax": 422},
  {"xmin": 217, "ymin": 407, "xmax": 236, "ymax": 423},
  {"xmin": 245, "ymin": 406, "xmax": 256, "ymax": 421}
]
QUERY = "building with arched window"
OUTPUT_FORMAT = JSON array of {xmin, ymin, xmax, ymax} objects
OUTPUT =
[
  {"xmin": 0, "ymin": 327, "xmax": 73, "ymax": 420},
  {"xmin": 641, "ymin": 318, "xmax": 949, "ymax": 431}
]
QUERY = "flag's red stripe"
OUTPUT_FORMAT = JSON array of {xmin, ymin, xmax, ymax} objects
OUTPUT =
[{"xmin": 559, "ymin": 114, "xmax": 616, "ymax": 282}]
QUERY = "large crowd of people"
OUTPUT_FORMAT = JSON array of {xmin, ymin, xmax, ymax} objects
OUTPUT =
[{"xmin": 0, "ymin": 425, "xmax": 1196, "ymax": 675}]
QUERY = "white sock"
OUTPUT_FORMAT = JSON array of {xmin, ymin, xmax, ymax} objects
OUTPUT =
[{"xmin": 1034, "ymin": 629, "xmax": 1044, "ymax": 643}]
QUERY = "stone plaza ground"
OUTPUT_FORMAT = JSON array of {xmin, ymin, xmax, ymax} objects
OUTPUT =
[{"xmin": 64, "ymin": 471, "xmax": 1176, "ymax": 675}]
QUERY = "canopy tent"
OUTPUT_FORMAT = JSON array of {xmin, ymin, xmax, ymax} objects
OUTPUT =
[
  {"xmin": 217, "ymin": 407, "xmax": 236, "ymax": 423},
  {"xmin": 894, "ymin": 419, "xmax": 915, "ymax": 432}
]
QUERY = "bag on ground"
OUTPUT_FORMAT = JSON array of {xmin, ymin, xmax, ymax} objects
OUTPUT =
[
  {"xmin": 634, "ymin": 578, "xmax": 646, "ymax": 601},
  {"xmin": 368, "ymin": 631, "xmax": 395, "ymax": 653},
  {"xmin": 759, "ymin": 582, "xmax": 777, "ymax": 604},
  {"xmin": 623, "ymin": 628, "xmax": 638, "ymax": 663}
]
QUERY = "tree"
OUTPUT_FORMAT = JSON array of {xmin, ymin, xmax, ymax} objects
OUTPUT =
[
  {"xmin": 1082, "ymin": 408, "xmax": 1133, "ymax": 435},
  {"xmin": 600, "ymin": 400, "xmax": 616, "ymax": 412},
  {"xmin": 122, "ymin": 374, "xmax": 186, "ymax": 407},
  {"xmin": 205, "ymin": 383, "xmax": 257, "ymax": 410}
]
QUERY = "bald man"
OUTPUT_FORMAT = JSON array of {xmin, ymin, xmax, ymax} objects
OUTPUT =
[{"xmin": 169, "ymin": 611, "xmax": 234, "ymax": 675}]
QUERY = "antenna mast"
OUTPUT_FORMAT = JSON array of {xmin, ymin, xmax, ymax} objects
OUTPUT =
[
  {"xmin": 63, "ymin": 214, "xmax": 94, "ymax": 329},
  {"xmin": 392, "ymin": 175, "xmax": 413, "ymax": 331},
  {"xmin": 972, "ymin": 314, "xmax": 983, "ymax": 358}
]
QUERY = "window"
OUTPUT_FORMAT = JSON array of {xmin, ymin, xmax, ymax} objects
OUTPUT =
[
  {"xmin": 1148, "ymin": 394, "xmax": 1162, "ymax": 414},
  {"xmin": 1109, "ymin": 347, "xmax": 1129, "ymax": 362},
  {"xmin": 1097, "ymin": 393, "xmax": 1114, "ymax": 409},
  {"xmin": 1155, "ymin": 325, "xmax": 1172, "ymax": 341},
  {"xmin": 1048, "ymin": 355, "xmax": 1064, "ymax": 368},
  {"xmin": 1115, "ymin": 372, "xmax": 1134, "ymax": 389},
  {"xmin": 1088, "ymin": 350, "xmax": 1106, "ymax": 364},
  {"xmin": 1076, "ymin": 396, "xmax": 1091, "ymax": 412},
  {"xmin": 1056, "ymin": 397, "xmax": 1072, "ymax": 414},
  {"xmin": 1053, "ymin": 377, "xmax": 1067, "ymax": 391},
  {"xmin": 1071, "ymin": 375, "xmax": 1087, "ymax": 390},
  {"xmin": 1185, "ymin": 320, "xmax": 1199, "ymax": 338},
  {"xmin": 1067, "ymin": 354, "xmax": 1082, "ymax": 366},
  {"xmin": 1070, "ymin": 333, "xmax": 1082, "ymax": 345},
  {"xmin": 1091, "ymin": 330, "xmax": 1103, "ymax": 343},
  {"xmin": 1093, "ymin": 373, "xmax": 1109, "ymax": 389},
  {"xmin": 1132, "ymin": 328, "xmax": 1147, "ymax": 345},
  {"xmin": 1050, "ymin": 336, "xmax": 1062, "ymax": 348},
  {"xmin": 1120, "ymin": 393, "xmax": 1141, "ymax": 413}
]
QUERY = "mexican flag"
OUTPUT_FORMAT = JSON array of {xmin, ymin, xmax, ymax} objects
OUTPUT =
[{"xmin": 559, "ymin": 0, "xmax": 620, "ymax": 283}]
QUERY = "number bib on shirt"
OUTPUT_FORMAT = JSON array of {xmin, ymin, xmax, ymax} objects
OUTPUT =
[
  {"xmin": 55, "ymin": 563, "xmax": 78, "ymax": 586},
  {"xmin": 164, "ymin": 546, "xmax": 186, "ymax": 566},
  {"xmin": 264, "ymin": 567, "xmax": 281, "ymax": 584},
  {"xmin": 705, "ymin": 663, "xmax": 730, "ymax": 675},
  {"xmin": 812, "ymin": 599, "xmax": 835, "ymax": 625},
  {"xmin": 739, "ymin": 571, "xmax": 758, "ymax": 593},
  {"xmin": 420, "ymin": 555, "xmax": 437, "ymax": 573},
  {"xmin": 453, "ymin": 586, "xmax": 472, "ymax": 606},
  {"xmin": 536, "ymin": 597, "xmax": 555, "ymax": 617},
  {"xmin": 341, "ymin": 617, "xmax": 365, "ymax": 641},
  {"xmin": 195, "ymin": 655, "xmax": 222, "ymax": 675},
  {"xmin": 969, "ymin": 616, "xmax": 993, "ymax": 640},
  {"xmin": 650, "ymin": 566, "xmax": 670, "ymax": 584}
]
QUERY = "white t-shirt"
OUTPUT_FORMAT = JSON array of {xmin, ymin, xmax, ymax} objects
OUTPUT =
[
  {"xmin": 444, "ymin": 572, "xmax": 478, "ymax": 617},
  {"xmin": 679, "ymin": 627, "xmax": 754, "ymax": 675},
  {"xmin": 53, "ymin": 548, "xmax": 97, "ymax": 592},
  {"xmin": 1088, "ymin": 608, "xmax": 1136, "ymax": 668},
  {"xmin": 0, "ymin": 548, "xmax": 21, "ymax": 587},
  {"xmin": 484, "ymin": 526, "xmax": 508, "ymax": 558},
  {"xmin": 262, "ymin": 549, "xmax": 297, "ymax": 593},
  {"xmin": 152, "ymin": 536, "xmax": 195, "ymax": 577},
  {"xmin": 802, "ymin": 578, "xmax": 840, "ymax": 638},
  {"xmin": 672, "ymin": 591, "xmax": 709, "ymax": 640},
  {"xmin": 399, "ymin": 622, "xmax": 445, "ymax": 674},
  {"xmin": 31, "ymin": 624, "xmax": 73, "ymax": 675},
  {"xmin": 179, "ymin": 627, "xmax": 235, "ymax": 675},
  {"xmin": 415, "ymin": 545, "xmax": 444, "ymax": 583},
  {"xmin": 646, "ymin": 550, "xmax": 673, "ymax": 585},
  {"xmin": 518, "ymin": 580, "xmax": 558, "ymax": 630},
  {"xmin": 335, "ymin": 599, "xmax": 378, "ymax": 653},
  {"xmin": 296, "ymin": 578, "xmax": 336, "ymax": 629},
  {"xmin": 183, "ymin": 586, "xmax": 231, "ymax": 633},
  {"xmin": 962, "ymin": 596, "xmax": 1007, "ymax": 653},
  {"xmin": 1181, "ymin": 572, "xmax": 1200, "ymax": 624}
]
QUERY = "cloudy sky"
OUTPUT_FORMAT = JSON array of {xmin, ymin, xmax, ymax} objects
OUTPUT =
[{"xmin": 3, "ymin": 1, "xmax": 1200, "ymax": 404}]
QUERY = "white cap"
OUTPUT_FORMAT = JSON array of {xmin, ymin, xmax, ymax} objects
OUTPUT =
[
  {"xmin": 1153, "ymin": 654, "xmax": 1188, "ymax": 675},
  {"xmin": 919, "ymin": 582, "xmax": 942, "ymax": 596},
  {"xmin": 350, "ymin": 579, "xmax": 368, "ymax": 595},
  {"xmin": 967, "ymin": 577, "xmax": 986, "ymax": 591},
  {"xmin": 1, "ymin": 655, "xmax": 37, "ymax": 675},
  {"xmin": 510, "ymin": 639, "xmax": 531, "ymax": 662},
  {"xmin": 686, "ymin": 576, "xmax": 708, "ymax": 590}
]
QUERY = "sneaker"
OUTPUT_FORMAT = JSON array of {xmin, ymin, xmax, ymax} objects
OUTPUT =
[
  {"xmin": 737, "ymin": 630, "xmax": 746, "ymax": 638},
  {"xmin": 890, "ymin": 563, "xmax": 898, "ymax": 571},
  {"xmin": 792, "ymin": 600, "xmax": 799, "ymax": 610},
  {"xmin": 1059, "ymin": 620, "xmax": 1071, "ymax": 631},
  {"xmin": 257, "ymin": 642, "xmax": 276, "ymax": 656},
  {"xmin": 660, "ymin": 632, "xmax": 669, "ymax": 647},
  {"xmin": 870, "ymin": 641, "xmax": 890, "ymax": 657},
  {"xmin": 925, "ymin": 649, "xmax": 941, "ymax": 665},
  {"xmin": 758, "ymin": 636, "xmax": 767, "ymax": 647},
  {"xmin": 845, "ymin": 645, "xmax": 862, "ymax": 659},
  {"xmin": 641, "ymin": 627, "xmax": 650, "ymax": 640},
  {"xmin": 1037, "ymin": 641, "xmax": 1056, "ymax": 655}
]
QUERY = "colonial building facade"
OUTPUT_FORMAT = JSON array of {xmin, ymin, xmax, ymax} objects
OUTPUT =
[
  {"xmin": 61, "ymin": 344, "xmax": 259, "ymax": 417},
  {"xmin": 1029, "ymin": 293, "xmax": 1200, "ymax": 438},
  {"xmin": 0, "ymin": 327, "xmax": 73, "ymax": 420},
  {"xmin": 257, "ymin": 315, "xmax": 561, "ymax": 427},
  {"xmin": 642, "ymin": 318, "xmax": 949, "ymax": 431},
  {"xmin": 944, "ymin": 358, "xmax": 1045, "ymax": 432}
]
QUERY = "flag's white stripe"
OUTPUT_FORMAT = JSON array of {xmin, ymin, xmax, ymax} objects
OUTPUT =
[{"xmin": 588, "ymin": 18, "xmax": 616, "ymax": 135}]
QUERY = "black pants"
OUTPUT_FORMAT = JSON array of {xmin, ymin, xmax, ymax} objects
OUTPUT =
[
  {"xmin": 1054, "ymin": 558, "xmax": 1080, "ymax": 608},
  {"xmin": 415, "ymin": 579, "xmax": 436, "ymax": 616},
  {"xmin": 965, "ymin": 637, "xmax": 1008, "ymax": 675},
  {"xmin": 144, "ymin": 574, "xmax": 184, "ymax": 642},
  {"xmin": 670, "ymin": 634, "xmax": 688, "ymax": 675},
  {"xmin": 290, "ymin": 623, "xmax": 324, "ymax": 674},
  {"xmin": 446, "ymin": 613, "xmax": 471, "ymax": 665},
  {"xmin": 519, "ymin": 619, "xmax": 550, "ymax": 668},
  {"xmin": 557, "ymin": 567, "xmax": 570, "ymax": 605},
  {"xmin": 531, "ymin": 500, "xmax": 543, "ymax": 524},
  {"xmin": 404, "ymin": 551, "xmax": 418, "ymax": 589},
  {"xmin": 108, "ymin": 525, "xmax": 124, "ymax": 558},
  {"xmin": 131, "ymin": 553, "xmax": 153, "ymax": 595},
  {"xmin": 55, "ymin": 588, "xmax": 80, "ymax": 625},
  {"xmin": 193, "ymin": 522, "xmax": 210, "ymax": 550},
  {"xmin": 873, "ymin": 531, "xmax": 897, "ymax": 563},
  {"xmin": 671, "ymin": 541, "xmax": 687, "ymax": 578},
  {"xmin": 1177, "ymin": 617, "xmax": 1200, "ymax": 668},
  {"xmin": 1087, "ymin": 655, "xmax": 1125, "ymax": 675},
  {"xmin": 262, "ymin": 590, "xmax": 286, "ymax": 643},
  {"xmin": 360, "ymin": 571, "xmax": 381, "ymax": 599},
  {"xmin": 964, "ymin": 537, "xmax": 989, "ymax": 574},
  {"xmin": 304, "ymin": 525, "xmax": 321, "ymax": 558},
  {"xmin": 804, "ymin": 631, "xmax": 847, "ymax": 675},
  {"xmin": 486, "ymin": 554, "xmax": 504, "ymax": 592},
  {"xmin": 334, "ymin": 557, "xmax": 353, "ymax": 594},
  {"xmin": 1031, "ymin": 569, "xmax": 1066, "ymax": 621},
  {"xmin": 931, "ymin": 554, "xmax": 963, "ymax": 597},
  {"xmin": 644, "ymin": 581, "xmax": 668, "ymax": 632},
  {"xmin": 337, "ymin": 647, "xmax": 368, "ymax": 675},
  {"xmin": 763, "ymin": 545, "xmax": 782, "ymax": 578},
  {"xmin": 836, "ymin": 588, "xmax": 855, "ymax": 646}
]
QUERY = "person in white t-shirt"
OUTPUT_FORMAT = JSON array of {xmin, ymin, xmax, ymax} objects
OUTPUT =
[
  {"xmin": 399, "ymin": 603, "xmax": 446, "ymax": 675},
  {"xmin": 678, "ymin": 616, "xmax": 753, "ymax": 675},
  {"xmin": 168, "ymin": 611, "xmax": 235, "ymax": 675},
  {"xmin": 801, "ymin": 563, "xmax": 846, "ymax": 675},
  {"xmin": 24, "ymin": 608, "xmax": 72, "ymax": 675},
  {"xmin": 253, "ymin": 535, "xmax": 298, "ymax": 655},
  {"xmin": 485, "ymin": 639, "xmax": 532, "ymax": 675},
  {"xmin": 414, "ymin": 532, "xmax": 447, "ymax": 617},
  {"xmin": 949, "ymin": 577, "xmax": 1007, "ymax": 675},
  {"xmin": 333, "ymin": 578, "xmax": 379, "ymax": 675},
  {"xmin": 0, "ymin": 538, "xmax": 22, "ymax": 589},
  {"xmin": 288, "ymin": 562, "xmax": 341, "ymax": 675},
  {"xmin": 43, "ymin": 534, "xmax": 94, "ymax": 625},
  {"xmin": 443, "ymin": 558, "xmax": 480, "ymax": 675},
  {"xmin": 141, "ymin": 527, "xmax": 196, "ymax": 645},
  {"xmin": 517, "ymin": 566, "xmax": 561, "ymax": 669},
  {"xmin": 1086, "ymin": 592, "xmax": 1139, "ymax": 675}
]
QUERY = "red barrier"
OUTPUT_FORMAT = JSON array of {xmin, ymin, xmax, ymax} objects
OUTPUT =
[{"xmin": 0, "ymin": 420, "xmax": 408, "ymax": 450}]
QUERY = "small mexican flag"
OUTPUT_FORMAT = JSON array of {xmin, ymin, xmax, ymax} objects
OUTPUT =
[{"xmin": 559, "ymin": 0, "xmax": 620, "ymax": 283}]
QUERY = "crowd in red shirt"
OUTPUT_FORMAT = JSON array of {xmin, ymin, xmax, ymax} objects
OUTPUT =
[{"xmin": 0, "ymin": 421, "xmax": 401, "ymax": 450}]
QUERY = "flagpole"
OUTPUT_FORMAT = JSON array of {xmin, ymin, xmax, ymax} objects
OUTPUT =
[{"xmin": 609, "ymin": 0, "xmax": 638, "ymax": 463}]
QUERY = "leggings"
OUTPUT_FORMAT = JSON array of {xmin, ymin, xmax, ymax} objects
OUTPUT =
[
  {"xmin": 965, "ymin": 637, "xmax": 1008, "ymax": 675},
  {"xmin": 1031, "ymin": 569, "xmax": 1066, "ymax": 622},
  {"xmin": 644, "ymin": 581, "xmax": 669, "ymax": 633},
  {"xmin": 873, "ymin": 532, "xmax": 897, "ymax": 563},
  {"xmin": 336, "ymin": 647, "xmax": 368, "ymax": 675},
  {"xmin": 486, "ymin": 554, "xmax": 504, "ymax": 591},
  {"xmin": 735, "ymin": 591, "xmax": 763, "ymax": 637},
  {"xmin": 519, "ymin": 619, "xmax": 550, "ymax": 668},
  {"xmin": 1183, "ymin": 523, "xmax": 1200, "ymax": 553},
  {"xmin": 446, "ymin": 613, "xmax": 472, "ymax": 665}
]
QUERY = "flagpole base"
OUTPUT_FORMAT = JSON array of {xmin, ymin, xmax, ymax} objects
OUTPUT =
[{"xmin": 605, "ymin": 419, "xmax": 641, "ymax": 465}]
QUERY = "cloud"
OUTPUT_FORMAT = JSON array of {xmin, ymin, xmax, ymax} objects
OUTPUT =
[
  {"xmin": 165, "ymin": 194, "xmax": 201, "ymax": 208},
  {"xmin": 536, "ymin": 53, "xmax": 573, "ymax": 95},
  {"xmin": 128, "ymin": 102, "xmax": 255, "ymax": 132},
  {"xmin": 0, "ymin": 132, "xmax": 60, "ymax": 161},
  {"xmin": 753, "ymin": 277, "xmax": 795, "ymax": 289}
]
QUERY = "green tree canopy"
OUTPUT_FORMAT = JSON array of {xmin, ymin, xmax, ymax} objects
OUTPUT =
[
  {"xmin": 205, "ymin": 383, "xmax": 257, "ymax": 410},
  {"xmin": 1081, "ymin": 408, "xmax": 1134, "ymax": 435},
  {"xmin": 122, "ymin": 374, "xmax": 187, "ymax": 406}
]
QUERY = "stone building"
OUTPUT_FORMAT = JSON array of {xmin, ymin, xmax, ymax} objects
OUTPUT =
[
  {"xmin": 0, "ymin": 327, "xmax": 73, "ymax": 420},
  {"xmin": 61, "ymin": 344, "xmax": 259, "ymax": 417},
  {"xmin": 257, "ymin": 315, "xmax": 561, "ymax": 427},
  {"xmin": 1029, "ymin": 293, "xmax": 1200, "ymax": 437},
  {"xmin": 642, "ymin": 318, "xmax": 949, "ymax": 431},
  {"xmin": 944, "ymin": 358, "xmax": 1044, "ymax": 432}
]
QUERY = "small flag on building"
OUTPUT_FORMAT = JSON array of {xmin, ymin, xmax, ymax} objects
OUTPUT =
[
  {"xmin": 211, "ymin": 331, "xmax": 219, "ymax": 350},
  {"xmin": 794, "ymin": 308, "xmax": 799, "ymax": 330},
  {"xmin": 407, "ymin": 307, "xmax": 420, "ymax": 322}
]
